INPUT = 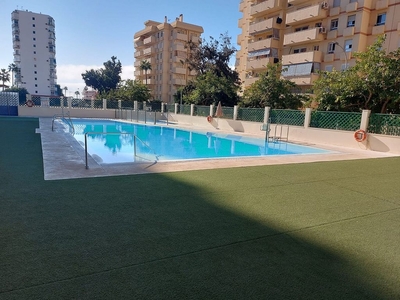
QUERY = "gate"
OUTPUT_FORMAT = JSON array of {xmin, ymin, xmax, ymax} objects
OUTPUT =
[{"xmin": 0, "ymin": 92, "xmax": 19, "ymax": 116}]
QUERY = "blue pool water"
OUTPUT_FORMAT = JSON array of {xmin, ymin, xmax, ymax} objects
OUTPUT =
[{"xmin": 65, "ymin": 119, "xmax": 330, "ymax": 164}]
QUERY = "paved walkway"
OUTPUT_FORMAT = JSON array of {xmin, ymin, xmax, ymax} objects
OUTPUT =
[{"xmin": 38, "ymin": 118, "xmax": 398, "ymax": 180}]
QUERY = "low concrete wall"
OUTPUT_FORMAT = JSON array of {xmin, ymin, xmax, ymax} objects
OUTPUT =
[{"xmin": 168, "ymin": 113, "xmax": 400, "ymax": 154}]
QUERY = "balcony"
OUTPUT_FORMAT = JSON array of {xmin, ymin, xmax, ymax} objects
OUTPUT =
[
  {"xmin": 376, "ymin": 0, "xmax": 389, "ymax": 9},
  {"xmin": 174, "ymin": 32, "xmax": 188, "ymax": 41},
  {"xmin": 172, "ymin": 43, "xmax": 186, "ymax": 51},
  {"xmin": 244, "ymin": 76, "xmax": 260, "ymax": 87},
  {"xmin": 171, "ymin": 56, "xmax": 187, "ymax": 63},
  {"xmin": 246, "ymin": 57, "xmax": 274, "ymax": 70},
  {"xmin": 144, "ymin": 36, "xmax": 156, "ymax": 45},
  {"xmin": 329, "ymin": 6, "xmax": 340, "ymax": 16},
  {"xmin": 171, "ymin": 78, "xmax": 186, "ymax": 85},
  {"xmin": 134, "ymin": 50, "xmax": 142, "ymax": 58},
  {"xmin": 143, "ymin": 47, "xmax": 155, "ymax": 56},
  {"xmin": 289, "ymin": 74, "xmax": 319, "ymax": 85},
  {"xmin": 249, "ymin": 17, "xmax": 280, "ymax": 35},
  {"xmin": 134, "ymin": 39, "xmax": 143, "ymax": 47},
  {"xmin": 372, "ymin": 24, "xmax": 385, "ymax": 35},
  {"xmin": 343, "ymin": 26, "xmax": 355, "ymax": 37},
  {"xmin": 248, "ymin": 38, "xmax": 279, "ymax": 51},
  {"xmin": 346, "ymin": 1, "xmax": 358, "ymax": 12},
  {"xmin": 237, "ymin": 33, "xmax": 244, "ymax": 45},
  {"xmin": 239, "ymin": 0, "xmax": 246, "ymax": 12},
  {"xmin": 282, "ymin": 51, "xmax": 322, "ymax": 65},
  {"xmin": 134, "ymin": 70, "xmax": 141, "ymax": 76},
  {"xmin": 327, "ymin": 30, "xmax": 338, "ymax": 40},
  {"xmin": 286, "ymin": 4, "xmax": 328, "ymax": 26},
  {"xmin": 173, "ymin": 67, "xmax": 186, "ymax": 74},
  {"xmin": 238, "ymin": 18, "xmax": 245, "ymax": 28},
  {"xmin": 287, "ymin": 0, "xmax": 309, "ymax": 5},
  {"xmin": 13, "ymin": 55, "xmax": 21, "ymax": 62},
  {"xmin": 283, "ymin": 28, "xmax": 326, "ymax": 46},
  {"xmin": 142, "ymin": 79, "xmax": 154, "ymax": 85},
  {"xmin": 250, "ymin": 0, "xmax": 283, "ymax": 16}
]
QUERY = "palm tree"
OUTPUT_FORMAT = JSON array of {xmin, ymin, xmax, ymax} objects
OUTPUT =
[
  {"xmin": 140, "ymin": 60, "xmax": 152, "ymax": 85},
  {"xmin": 8, "ymin": 63, "xmax": 18, "ymax": 87},
  {"xmin": 63, "ymin": 86, "xmax": 68, "ymax": 97},
  {"xmin": 75, "ymin": 90, "xmax": 80, "ymax": 99},
  {"xmin": 0, "ymin": 69, "xmax": 10, "ymax": 91}
]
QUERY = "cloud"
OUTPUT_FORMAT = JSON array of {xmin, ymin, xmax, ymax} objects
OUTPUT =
[{"xmin": 56, "ymin": 64, "xmax": 135, "ymax": 95}]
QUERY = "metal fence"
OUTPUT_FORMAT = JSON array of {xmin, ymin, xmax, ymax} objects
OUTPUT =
[
  {"xmin": 237, "ymin": 107, "xmax": 264, "ymax": 122},
  {"xmin": 270, "ymin": 109, "xmax": 305, "ymax": 126},
  {"xmin": 310, "ymin": 111, "xmax": 362, "ymax": 131},
  {"xmin": 368, "ymin": 113, "xmax": 400, "ymax": 136},
  {"xmin": 193, "ymin": 105, "xmax": 210, "ymax": 117}
]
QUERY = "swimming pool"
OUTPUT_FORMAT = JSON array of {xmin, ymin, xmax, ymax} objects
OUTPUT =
[{"xmin": 63, "ymin": 119, "xmax": 330, "ymax": 164}]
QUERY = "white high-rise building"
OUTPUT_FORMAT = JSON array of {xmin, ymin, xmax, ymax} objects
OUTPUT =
[{"xmin": 11, "ymin": 10, "xmax": 57, "ymax": 96}]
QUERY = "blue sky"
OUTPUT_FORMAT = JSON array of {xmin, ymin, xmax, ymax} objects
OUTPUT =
[{"xmin": 0, "ymin": 0, "xmax": 241, "ymax": 94}]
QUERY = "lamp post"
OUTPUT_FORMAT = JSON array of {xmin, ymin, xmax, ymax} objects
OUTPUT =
[{"xmin": 334, "ymin": 42, "xmax": 348, "ymax": 70}]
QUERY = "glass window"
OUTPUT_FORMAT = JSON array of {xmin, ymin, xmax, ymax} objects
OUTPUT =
[
  {"xmin": 345, "ymin": 40, "xmax": 353, "ymax": 52},
  {"xmin": 328, "ymin": 43, "xmax": 336, "ymax": 53},
  {"xmin": 331, "ymin": 19, "xmax": 338, "ymax": 30},
  {"xmin": 376, "ymin": 13, "xmax": 386, "ymax": 25},
  {"xmin": 347, "ymin": 15, "xmax": 356, "ymax": 27}
]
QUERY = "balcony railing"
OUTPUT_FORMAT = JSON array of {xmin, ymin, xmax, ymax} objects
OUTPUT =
[
  {"xmin": 250, "ymin": 0, "xmax": 282, "ymax": 16},
  {"xmin": 143, "ymin": 47, "xmax": 155, "ymax": 56},
  {"xmin": 173, "ymin": 67, "xmax": 186, "ymax": 74},
  {"xmin": 248, "ymin": 38, "xmax": 279, "ymax": 51},
  {"xmin": 249, "ymin": 17, "xmax": 280, "ymax": 35},
  {"xmin": 283, "ymin": 28, "xmax": 326, "ymax": 46},
  {"xmin": 174, "ymin": 32, "xmax": 188, "ymax": 41},
  {"xmin": 144, "ymin": 36, "xmax": 156, "ymax": 45},
  {"xmin": 286, "ymin": 4, "xmax": 328, "ymax": 26},
  {"xmin": 289, "ymin": 74, "xmax": 319, "ymax": 85},
  {"xmin": 246, "ymin": 57, "xmax": 274, "ymax": 70},
  {"xmin": 282, "ymin": 51, "xmax": 322, "ymax": 65},
  {"xmin": 171, "ymin": 43, "xmax": 186, "ymax": 52},
  {"xmin": 134, "ymin": 50, "xmax": 142, "ymax": 58}
]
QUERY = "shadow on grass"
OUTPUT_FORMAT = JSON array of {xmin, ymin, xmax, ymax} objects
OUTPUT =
[{"xmin": 0, "ymin": 117, "xmax": 396, "ymax": 299}]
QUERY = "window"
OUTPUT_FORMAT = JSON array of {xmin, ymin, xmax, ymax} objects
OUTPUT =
[
  {"xmin": 295, "ymin": 26, "xmax": 309, "ymax": 32},
  {"xmin": 331, "ymin": 19, "xmax": 338, "ymax": 30},
  {"xmin": 345, "ymin": 39, "xmax": 353, "ymax": 52},
  {"xmin": 35, "ymin": 78, "xmax": 37, "ymax": 80},
  {"xmin": 33, "ymin": 38, "xmax": 36, "ymax": 41},
  {"xmin": 34, "ymin": 64, "xmax": 37, "ymax": 67},
  {"xmin": 35, "ymin": 84, "xmax": 38, "ymax": 87},
  {"xmin": 32, "ymin": 24, "xmax": 35, "ymax": 27},
  {"xmin": 333, "ymin": 0, "xmax": 340, "ymax": 7},
  {"xmin": 33, "ymin": 51, "xmax": 36, "ymax": 54},
  {"xmin": 347, "ymin": 15, "xmax": 356, "ymax": 27},
  {"xmin": 325, "ymin": 65, "xmax": 333, "ymax": 72},
  {"xmin": 328, "ymin": 43, "xmax": 336, "ymax": 53},
  {"xmin": 32, "ymin": 17, "xmax": 35, "ymax": 20},
  {"xmin": 314, "ymin": 45, "xmax": 320, "ymax": 51},
  {"xmin": 376, "ymin": 13, "xmax": 386, "ymax": 25},
  {"xmin": 33, "ymin": 44, "xmax": 36, "ymax": 47},
  {"xmin": 34, "ymin": 71, "xmax": 37, "ymax": 74},
  {"xmin": 315, "ymin": 22, "xmax": 322, "ymax": 28},
  {"xmin": 33, "ymin": 31, "xmax": 35, "ymax": 34},
  {"xmin": 293, "ymin": 48, "xmax": 307, "ymax": 53}
]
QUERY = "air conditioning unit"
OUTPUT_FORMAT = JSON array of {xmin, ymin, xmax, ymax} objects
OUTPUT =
[
  {"xmin": 321, "ymin": 2, "xmax": 329, "ymax": 9},
  {"xmin": 319, "ymin": 27, "xmax": 327, "ymax": 33}
]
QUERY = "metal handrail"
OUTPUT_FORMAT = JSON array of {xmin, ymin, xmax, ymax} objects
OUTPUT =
[
  {"xmin": 52, "ymin": 111, "xmax": 75, "ymax": 135},
  {"xmin": 84, "ymin": 131, "xmax": 159, "ymax": 169}
]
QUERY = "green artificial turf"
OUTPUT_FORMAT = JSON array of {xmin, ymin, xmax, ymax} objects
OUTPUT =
[{"xmin": 0, "ymin": 117, "xmax": 400, "ymax": 299}]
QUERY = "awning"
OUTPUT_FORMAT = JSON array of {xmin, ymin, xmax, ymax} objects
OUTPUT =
[
  {"xmin": 248, "ymin": 48, "xmax": 270, "ymax": 57},
  {"xmin": 282, "ymin": 62, "xmax": 313, "ymax": 77}
]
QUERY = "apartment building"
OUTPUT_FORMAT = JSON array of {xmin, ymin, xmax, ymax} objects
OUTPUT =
[
  {"xmin": 134, "ymin": 15, "xmax": 203, "ymax": 103},
  {"xmin": 237, "ymin": 0, "xmax": 400, "ymax": 92},
  {"xmin": 11, "ymin": 10, "xmax": 57, "ymax": 96}
]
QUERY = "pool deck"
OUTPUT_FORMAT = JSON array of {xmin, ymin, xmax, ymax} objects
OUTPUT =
[{"xmin": 38, "ymin": 117, "xmax": 399, "ymax": 181}]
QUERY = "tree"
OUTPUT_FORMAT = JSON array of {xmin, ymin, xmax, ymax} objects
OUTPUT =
[
  {"xmin": 8, "ymin": 63, "xmax": 18, "ymax": 87},
  {"xmin": 82, "ymin": 56, "xmax": 122, "ymax": 94},
  {"xmin": 240, "ymin": 63, "xmax": 305, "ymax": 109},
  {"xmin": 55, "ymin": 84, "xmax": 62, "ymax": 97},
  {"xmin": 139, "ymin": 60, "xmax": 152, "ymax": 85},
  {"xmin": 182, "ymin": 33, "xmax": 241, "ymax": 106},
  {"xmin": 75, "ymin": 90, "xmax": 80, "ymax": 99},
  {"xmin": 313, "ymin": 35, "xmax": 400, "ymax": 113},
  {"xmin": 116, "ymin": 79, "xmax": 151, "ymax": 102},
  {"xmin": 0, "ymin": 69, "xmax": 10, "ymax": 91},
  {"xmin": 63, "ymin": 86, "xmax": 68, "ymax": 97}
]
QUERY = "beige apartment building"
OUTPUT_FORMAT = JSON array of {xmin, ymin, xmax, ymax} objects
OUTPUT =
[
  {"xmin": 133, "ymin": 15, "xmax": 203, "ymax": 103},
  {"xmin": 237, "ymin": 0, "xmax": 400, "ymax": 92}
]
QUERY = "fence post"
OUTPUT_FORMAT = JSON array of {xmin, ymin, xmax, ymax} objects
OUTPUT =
[
  {"xmin": 91, "ymin": 99, "xmax": 94, "ymax": 109},
  {"xmin": 143, "ymin": 101, "xmax": 147, "ymax": 111},
  {"xmin": 304, "ymin": 108, "xmax": 312, "ymax": 128},
  {"xmin": 118, "ymin": 100, "xmax": 122, "ymax": 109},
  {"xmin": 175, "ymin": 103, "xmax": 178, "ymax": 114},
  {"xmin": 264, "ymin": 107, "xmax": 270, "ymax": 124},
  {"xmin": 190, "ymin": 104, "xmax": 194, "ymax": 116},
  {"xmin": 360, "ymin": 110, "xmax": 371, "ymax": 131},
  {"xmin": 161, "ymin": 103, "xmax": 164, "ymax": 113},
  {"xmin": 103, "ymin": 99, "xmax": 107, "ymax": 110},
  {"xmin": 233, "ymin": 105, "xmax": 238, "ymax": 120},
  {"xmin": 68, "ymin": 97, "xmax": 72, "ymax": 110},
  {"xmin": 134, "ymin": 101, "xmax": 138, "ymax": 111},
  {"xmin": 210, "ymin": 104, "xmax": 214, "ymax": 117}
]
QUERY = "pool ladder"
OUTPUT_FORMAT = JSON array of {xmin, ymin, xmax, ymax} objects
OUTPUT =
[
  {"xmin": 52, "ymin": 111, "xmax": 75, "ymax": 135},
  {"xmin": 261, "ymin": 123, "xmax": 289, "ymax": 142},
  {"xmin": 84, "ymin": 132, "xmax": 159, "ymax": 169}
]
